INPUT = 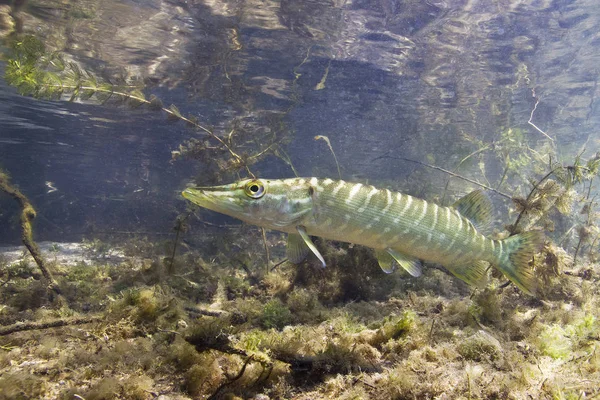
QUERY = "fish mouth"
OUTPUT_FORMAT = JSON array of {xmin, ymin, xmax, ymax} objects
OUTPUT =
[
  {"xmin": 181, "ymin": 186, "xmax": 241, "ymax": 216},
  {"xmin": 182, "ymin": 187, "xmax": 215, "ymax": 207}
]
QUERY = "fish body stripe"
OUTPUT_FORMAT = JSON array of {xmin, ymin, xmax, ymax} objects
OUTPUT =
[
  {"xmin": 332, "ymin": 181, "xmax": 346, "ymax": 196},
  {"xmin": 346, "ymin": 183, "xmax": 363, "ymax": 204},
  {"xmin": 304, "ymin": 178, "xmax": 496, "ymax": 267}
]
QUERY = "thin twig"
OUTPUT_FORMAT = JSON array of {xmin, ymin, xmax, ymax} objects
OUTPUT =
[
  {"xmin": 528, "ymin": 95, "xmax": 554, "ymax": 142},
  {"xmin": 208, "ymin": 356, "xmax": 254, "ymax": 400},
  {"xmin": 315, "ymin": 135, "xmax": 342, "ymax": 180},
  {"xmin": 168, "ymin": 212, "xmax": 191, "ymax": 275},
  {"xmin": 270, "ymin": 258, "xmax": 289, "ymax": 272},
  {"xmin": 371, "ymin": 155, "xmax": 512, "ymax": 199},
  {"xmin": 428, "ymin": 318, "xmax": 436, "ymax": 344},
  {"xmin": 261, "ymin": 227, "xmax": 270, "ymax": 273}
]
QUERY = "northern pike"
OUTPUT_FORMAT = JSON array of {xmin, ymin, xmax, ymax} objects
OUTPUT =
[{"xmin": 182, "ymin": 178, "xmax": 543, "ymax": 295}]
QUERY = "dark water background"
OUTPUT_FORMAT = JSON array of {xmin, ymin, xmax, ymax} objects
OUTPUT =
[{"xmin": 1, "ymin": 0, "xmax": 599, "ymax": 244}]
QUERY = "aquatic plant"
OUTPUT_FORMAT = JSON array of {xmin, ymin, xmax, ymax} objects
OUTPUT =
[
  {"xmin": 457, "ymin": 330, "xmax": 503, "ymax": 362},
  {"xmin": 81, "ymin": 238, "xmax": 116, "ymax": 259},
  {"xmin": 2, "ymin": 34, "xmax": 286, "ymax": 179},
  {"xmin": 260, "ymin": 298, "xmax": 293, "ymax": 330}
]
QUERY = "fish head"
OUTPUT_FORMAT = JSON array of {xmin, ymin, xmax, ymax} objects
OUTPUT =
[{"xmin": 182, "ymin": 178, "xmax": 314, "ymax": 230}]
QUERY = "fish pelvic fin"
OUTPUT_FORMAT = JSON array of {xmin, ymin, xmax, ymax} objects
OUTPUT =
[
  {"xmin": 287, "ymin": 232, "xmax": 310, "ymax": 264},
  {"xmin": 296, "ymin": 226, "xmax": 326, "ymax": 268},
  {"xmin": 495, "ymin": 231, "xmax": 544, "ymax": 296},
  {"xmin": 375, "ymin": 248, "xmax": 422, "ymax": 277}
]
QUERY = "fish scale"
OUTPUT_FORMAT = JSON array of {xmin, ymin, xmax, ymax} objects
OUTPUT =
[
  {"xmin": 309, "ymin": 180, "xmax": 485, "ymax": 265},
  {"xmin": 182, "ymin": 177, "xmax": 544, "ymax": 295}
]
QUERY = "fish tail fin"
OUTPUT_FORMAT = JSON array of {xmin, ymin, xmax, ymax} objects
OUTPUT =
[{"xmin": 495, "ymin": 231, "xmax": 544, "ymax": 295}]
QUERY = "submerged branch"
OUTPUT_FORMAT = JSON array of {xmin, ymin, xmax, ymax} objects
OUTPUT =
[
  {"xmin": 207, "ymin": 356, "xmax": 256, "ymax": 400},
  {"xmin": 0, "ymin": 171, "xmax": 61, "ymax": 296},
  {"xmin": 0, "ymin": 316, "xmax": 102, "ymax": 336}
]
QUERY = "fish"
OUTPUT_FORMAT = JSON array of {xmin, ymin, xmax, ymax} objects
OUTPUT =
[{"xmin": 182, "ymin": 177, "xmax": 544, "ymax": 295}]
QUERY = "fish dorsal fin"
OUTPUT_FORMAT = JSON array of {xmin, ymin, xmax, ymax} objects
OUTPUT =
[
  {"xmin": 444, "ymin": 260, "xmax": 489, "ymax": 288},
  {"xmin": 375, "ymin": 248, "xmax": 422, "ymax": 277},
  {"xmin": 287, "ymin": 233, "xmax": 310, "ymax": 264},
  {"xmin": 452, "ymin": 190, "xmax": 493, "ymax": 234},
  {"xmin": 295, "ymin": 226, "xmax": 326, "ymax": 267}
]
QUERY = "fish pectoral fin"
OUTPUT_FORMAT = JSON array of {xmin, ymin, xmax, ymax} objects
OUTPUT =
[
  {"xmin": 296, "ymin": 226, "xmax": 326, "ymax": 268},
  {"xmin": 375, "ymin": 248, "xmax": 422, "ymax": 277},
  {"xmin": 286, "ymin": 233, "xmax": 310, "ymax": 264},
  {"xmin": 444, "ymin": 260, "xmax": 489, "ymax": 288}
]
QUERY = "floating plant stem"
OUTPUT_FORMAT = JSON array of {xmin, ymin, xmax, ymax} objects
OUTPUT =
[
  {"xmin": 315, "ymin": 135, "xmax": 342, "ymax": 180},
  {"xmin": 528, "ymin": 89, "xmax": 554, "ymax": 142}
]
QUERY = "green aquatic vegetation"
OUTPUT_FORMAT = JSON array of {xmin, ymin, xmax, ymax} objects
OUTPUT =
[
  {"xmin": 457, "ymin": 330, "xmax": 504, "ymax": 362},
  {"xmin": 184, "ymin": 360, "xmax": 222, "ymax": 397},
  {"xmin": 312, "ymin": 336, "xmax": 379, "ymax": 376},
  {"xmin": 262, "ymin": 271, "xmax": 293, "ymax": 297},
  {"xmin": 110, "ymin": 286, "xmax": 182, "ymax": 329},
  {"xmin": 58, "ymin": 263, "xmax": 111, "ymax": 311},
  {"xmin": 81, "ymin": 238, "xmax": 116, "ymax": 259},
  {"xmin": 0, "ymin": 257, "xmax": 37, "ymax": 281},
  {"xmin": 260, "ymin": 298, "xmax": 293, "ymax": 330},
  {"xmin": 537, "ymin": 314, "xmax": 596, "ymax": 360},
  {"xmin": 0, "ymin": 372, "xmax": 45, "ymax": 400},
  {"xmin": 237, "ymin": 328, "xmax": 301, "ymax": 361},
  {"xmin": 285, "ymin": 287, "xmax": 326, "ymax": 323},
  {"xmin": 82, "ymin": 377, "xmax": 122, "ymax": 400},
  {"xmin": 185, "ymin": 316, "xmax": 238, "ymax": 353},
  {"xmin": 509, "ymin": 153, "xmax": 600, "ymax": 235},
  {"xmin": 222, "ymin": 274, "xmax": 253, "ymax": 299},
  {"xmin": 122, "ymin": 288, "xmax": 161, "ymax": 322},
  {"xmin": 370, "ymin": 310, "xmax": 417, "ymax": 348},
  {"xmin": 73, "ymin": 374, "xmax": 154, "ymax": 400},
  {"xmin": 470, "ymin": 288, "xmax": 503, "ymax": 327},
  {"xmin": 292, "ymin": 242, "xmax": 402, "ymax": 304},
  {"xmin": 538, "ymin": 324, "xmax": 573, "ymax": 360}
]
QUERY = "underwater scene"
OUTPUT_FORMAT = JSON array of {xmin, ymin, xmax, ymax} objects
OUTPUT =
[{"xmin": 1, "ymin": 0, "xmax": 600, "ymax": 398}]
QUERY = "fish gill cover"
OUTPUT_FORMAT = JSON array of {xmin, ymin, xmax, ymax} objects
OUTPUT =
[{"xmin": 0, "ymin": 0, "xmax": 599, "ymax": 399}]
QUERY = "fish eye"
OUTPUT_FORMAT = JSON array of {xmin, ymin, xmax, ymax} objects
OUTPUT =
[{"xmin": 244, "ymin": 180, "xmax": 265, "ymax": 199}]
